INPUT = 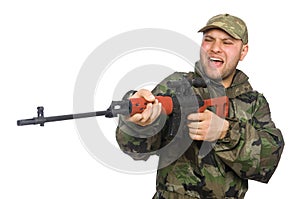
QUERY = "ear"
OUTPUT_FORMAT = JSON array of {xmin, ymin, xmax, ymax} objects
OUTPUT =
[{"xmin": 239, "ymin": 44, "xmax": 248, "ymax": 61}]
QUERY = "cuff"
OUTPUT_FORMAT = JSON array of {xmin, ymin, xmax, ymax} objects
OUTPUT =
[
  {"xmin": 118, "ymin": 113, "xmax": 167, "ymax": 138},
  {"xmin": 214, "ymin": 118, "xmax": 242, "ymax": 151}
]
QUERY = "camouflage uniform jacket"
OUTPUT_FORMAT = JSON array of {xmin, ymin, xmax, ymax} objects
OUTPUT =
[{"xmin": 116, "ymin": 68, "xmax": 284, "ymax": 199}]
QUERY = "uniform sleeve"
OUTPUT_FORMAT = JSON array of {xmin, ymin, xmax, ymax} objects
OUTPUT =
[
  {"xmin": 214, "ymin": 93, "xmax": 284, "ymax": 183},
  {"xmin": 115, "ymin": 113, "xmax": 168, "ymax": 161},
  {"xmin": 115, "ymin": 72, "xmax": 184, "ymax": 161}
]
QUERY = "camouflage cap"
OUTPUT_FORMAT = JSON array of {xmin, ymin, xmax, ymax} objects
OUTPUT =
[{"xmin": 198, "ymin": 14, "xmax": 248, "ymax": 44}]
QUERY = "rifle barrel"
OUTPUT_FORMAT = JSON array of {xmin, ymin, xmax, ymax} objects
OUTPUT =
[{"xmin": 17, "ymin": 110, "xmax": 108, "ymax": 126}]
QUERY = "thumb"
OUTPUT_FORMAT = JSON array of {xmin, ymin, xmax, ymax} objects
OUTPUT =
[{"xmin": 134, "ymin": 89, "xmax": 155, "ymax": 102}]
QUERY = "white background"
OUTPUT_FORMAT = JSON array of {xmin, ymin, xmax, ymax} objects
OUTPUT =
[{"xmin": 1, "ymin": 0, "xmax": 298, "ymax": 198}]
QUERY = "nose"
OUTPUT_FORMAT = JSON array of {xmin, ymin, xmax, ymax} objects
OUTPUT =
[{"xmin": 211, "ymin": 41, "xmax": 222, "ymax": 53}]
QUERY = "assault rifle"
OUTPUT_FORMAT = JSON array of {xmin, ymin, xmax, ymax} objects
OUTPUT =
[{"xmin": 17, "ymin": 78, "xmax": 229, "ymax": 127}]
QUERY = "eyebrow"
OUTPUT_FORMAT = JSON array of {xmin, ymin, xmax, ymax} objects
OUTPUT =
[{"xmin": 203, "ymin": 34, "xmax": 236, "ymax": 42}]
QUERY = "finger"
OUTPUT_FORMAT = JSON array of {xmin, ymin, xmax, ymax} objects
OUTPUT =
[
  {"xmin": 141, "ymin": 103, "xmax": 153, "ymax": 123},
  {"xmin": 127, "ymin": 113, "xmax": 143, "ymax": 123},
  {"xmin": 188, "ymin": 122, "xmax": 209, "ymax": 136},
  {"xmin": 188, "ymin": 110, "xmax": 213, "ymax": 121},
  {"xmin": 188, "ymin": 127, "xmax": 206, "ymax": 135},
  {"xmin": 187, "ymin": 121, "xmax": 201, "ymax": 129},
  {"xmin": 187, "ymin": 113, "xmax": 204, "ymax": 121},
  {"xmin": 138, "ymin": 101, "xmax": 162, "ymax": 125},
  {"xmin": 132, "ymin": 89, "xmax": 155, "ymax": 102},
  {"xmin": 189, "ymin": 132, "xmax": 205, "ymax": 141},
  {"xmin": 150, "ymin": 100, "xmax": 162, "ymax": 121}
]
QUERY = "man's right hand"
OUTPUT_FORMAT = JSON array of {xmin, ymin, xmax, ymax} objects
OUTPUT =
[{"xmin": 126, "ymin": 89, "xmax": 162, "ymax": 126}]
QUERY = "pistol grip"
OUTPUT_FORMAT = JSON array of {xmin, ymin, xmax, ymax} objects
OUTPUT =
[{"xmin": 198, "ymin": 96, "xmax": 229, "ymax": 118}]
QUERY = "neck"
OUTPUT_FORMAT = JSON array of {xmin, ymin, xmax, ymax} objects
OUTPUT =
[{"xmin": 222, "ymin": 71, "xmax": 236, "ymax": 88}]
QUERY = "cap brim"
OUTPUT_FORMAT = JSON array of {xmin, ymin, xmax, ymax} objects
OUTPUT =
[
  {"xmin": 198, "ymin": 25, "xmax": 221, "ymax": 33},
  {"xmin": 198, "ymin": 25, "xmax": 241, "ymax": 40}
]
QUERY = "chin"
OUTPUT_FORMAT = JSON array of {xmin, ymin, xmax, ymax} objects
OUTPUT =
[{"xmin": 204, "ymin": 68, "xmax": 223, "ymax": 81}]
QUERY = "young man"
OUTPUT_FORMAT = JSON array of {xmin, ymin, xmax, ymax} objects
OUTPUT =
[{"xmin": 116, "ymin": 14, "xmax": 284, "ymax": 198}]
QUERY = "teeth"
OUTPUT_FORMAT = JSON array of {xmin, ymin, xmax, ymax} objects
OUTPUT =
[{"xmin": 210, "ymin": 57, "xmax": 223, "ymax": 62}]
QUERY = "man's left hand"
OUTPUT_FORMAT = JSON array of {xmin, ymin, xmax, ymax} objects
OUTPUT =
[{"xmin": 187, "ymin": 110, "xmax": 229, "ymax": 141}]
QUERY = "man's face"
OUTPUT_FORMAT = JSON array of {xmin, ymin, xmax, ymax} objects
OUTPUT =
[{"xmin": 199, "ymin": 29, "xmax": 248, "ymax": 87}]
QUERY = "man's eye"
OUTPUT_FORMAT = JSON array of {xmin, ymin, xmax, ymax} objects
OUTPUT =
[
  {"xmin": 204, "ymin": 38, "xmax": 213, "ymax": 42},
  {"xmin": 223, "ymin": 40, "xmax": 234, "ymax": 45}
]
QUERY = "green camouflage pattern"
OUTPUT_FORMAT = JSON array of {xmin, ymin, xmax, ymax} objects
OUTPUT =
[
  {"xmin": 198, "ymin": 14, "xmax": 248, "ymax": 44},
  {"xmin": 116, "ymin": 65, "xmax": 284, "ymax": 198}
]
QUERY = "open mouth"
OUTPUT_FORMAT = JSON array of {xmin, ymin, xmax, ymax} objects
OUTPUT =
[
  {"xmin": 208, "ymin": 57, "xmax": 224, "ymax": 68},
  {"xmin": 209, "ymin": 57, "xmax": 224, "ymax": 63}
]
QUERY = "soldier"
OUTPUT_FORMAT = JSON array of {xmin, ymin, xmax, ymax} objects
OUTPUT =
[{"xmin": 116, "ymin": 14, "xmax": 284, "ymax": 198}]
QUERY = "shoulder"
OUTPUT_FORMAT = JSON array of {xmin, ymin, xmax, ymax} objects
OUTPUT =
[{"xmin": 152, "ymin": 71, "xmax": 195, "ymax": 94}]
